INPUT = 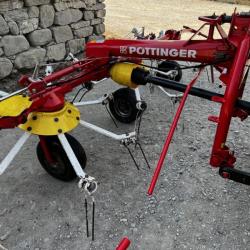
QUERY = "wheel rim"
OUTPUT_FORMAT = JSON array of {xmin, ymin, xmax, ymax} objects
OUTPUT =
[
  {"xmin": 44, "ymin": 142, "xmax": 67, "ymax": 175},
  {"xmin": 114, "ymin": 98, "xmax": 133, "ymax": 118}
]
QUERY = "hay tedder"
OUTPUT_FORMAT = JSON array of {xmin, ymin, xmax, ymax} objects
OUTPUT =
[{"xmin": 0, "ymin": 10, "xmax": 249, "ymax": 249}]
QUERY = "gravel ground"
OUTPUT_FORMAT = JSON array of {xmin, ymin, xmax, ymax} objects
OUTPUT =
[{"xmin": 0, "ymin": 67, "xmax": 249, "ymax": 250}]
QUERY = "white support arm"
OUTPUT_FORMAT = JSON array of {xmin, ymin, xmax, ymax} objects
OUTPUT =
[
  {"xmin": 135, "ymin": 87, "xmax": 142, "ymax": 102},
  {"xmin": 0, "ymin": 132, "xmax": 30, "ymax": 175},
  {"xmin": 73, "ymin": 96, "xmax": 107, "ymax": 106},
  {"xmin": 79, "ymin": 120, "xmax": 136, "ymax": 141},
  {"xmin": 57, "ymin": 133, "xmax": 86, "ymax": 178}
]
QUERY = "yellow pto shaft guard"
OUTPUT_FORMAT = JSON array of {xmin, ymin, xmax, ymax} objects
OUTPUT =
[{"xmin": 110, "ymin": 63, "xmax": 141, "ymax": 89}]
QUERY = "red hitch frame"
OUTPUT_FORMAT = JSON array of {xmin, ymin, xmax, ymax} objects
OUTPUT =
[{"xmin": 0, "ymin": 11, "xmax": 249, "ymax": 191}]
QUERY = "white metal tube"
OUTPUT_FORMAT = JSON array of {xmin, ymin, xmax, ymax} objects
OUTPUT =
[
  {"xmin": 0, "ymin": 87, "xmax": 28, "ymax": 101},
  {"xmin": 79, "ymin": 120, "xmax": 136, "ymax": 140},
  {"xmin": 135, "ymin": 87, "xmax": 141, "ymax": 101},
  {"xmin": 91, "ymin": 78, "xmax": 108, "ymax": 84},
  {"xmin": 0, "ymin": 91, "xmax": 9, "ymax": 97},
  {"xmin": 57, "ymin": 134, "xmax": 86, "ymax": 178},
  {"xmin": 158, "ymin": 86, "xmax": 183, "ymax": 98},
  {"xmin": 74, "ymin": 98, "xmax": 105, "ymax": 106},
  {"xmin": 0, "ymin": 132, "xmax": 30, "ymax": 175}
]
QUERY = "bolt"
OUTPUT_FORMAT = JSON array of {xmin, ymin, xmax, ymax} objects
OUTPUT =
[
  {"xmin": 58, "ymin": 129, "xmax": 62, "ymax": 133},
  {"xmin": 54, "ymin": 118, "xmax": 59, "ymax": 122},
  {"xmin": 27, "ymin": 127, "xmax": 32, "ymax": 131},
  {"xmin": 222, "ymin": 172, "xmax": 230, "ymax": 179}
]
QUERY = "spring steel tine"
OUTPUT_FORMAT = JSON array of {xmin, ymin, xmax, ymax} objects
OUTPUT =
[
  {"xmin": 85, "ymin": 198, "xmax": 90, "ymax": 238},
  {"xmin": 105, "ymin": 104, "xmax": 119, "ymax": 128},
  {"xmin": 210, "ymin": 65, "xmax": 215, "ymax": 84},
  {"xmin": 124, "ymin": 144, "xmax": 140, "ymax": 170},
  {"xmin": 92, "ymin": 198, "xmax": 95, "ymax": 241},
  {"xmin": 72, "ymin": 85, "xmax": 85, "ymax": 103},
  {"xmin": 137, "ymin": 142, "xmax": 151, "ymax": 169},
  {"xmin": 206, "ymin": 67, "xmax": 211, "ymax": 84},
  {"xmin": 148, "ymin": 67, "xmax": 205, "ymax": 195}
]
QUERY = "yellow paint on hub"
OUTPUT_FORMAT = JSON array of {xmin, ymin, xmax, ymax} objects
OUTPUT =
[
  {"xmin": 0, "ymin": 95, "xmax": 32, "ymax": 117},
  {"xmin": 110, "ymin": 63, "xmax": 140, "ymax": 89},
  {"xmin": 19, "ymin": 102, "xmax": 80, "ymax": 136}
]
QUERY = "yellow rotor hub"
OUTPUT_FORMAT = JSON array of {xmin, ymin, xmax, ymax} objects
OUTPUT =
[
  {"xmin": 0, "ymin": 95, "xmax": 32, "ymax": 117},
  {"xmin": 19, "ymin": 102, "xmax": 80, "ymax": 135}
]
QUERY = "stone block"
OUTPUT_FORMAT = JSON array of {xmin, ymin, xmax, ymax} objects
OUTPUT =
[
  {"xmin": 73, "ymin": 26, "xmax": 93, "ymax": 38},
  {"xmin": 83, "ymin": 11, "xmax": 94, "ymax": 21},
  {"xmin": 47, "ymin": 43, "xmax": 66, "ymax": 61},
  {"xmin": 4, "ymin": 9, "xmax": 28, "ymax": 22},
  {"xmin": 66, "ymin": 38, "xmax": 85, "ymax": 54},
  {"xmin": 0, "ymin": 58, "xmax": 13, "ymax": 79},
  {"xmin": 93, "ymin": 23, "xmax": 105, "ymax": 35},
  {"xmin": 2, "ymin": 35, "xmax": 30, "ymax": 56},
  {"xmin": 19, "ymin": 18, "xmax": 38, "ymax": 34},
  {"xmin": 54, "ymin": 1, "xmax": 86, "ymax": 11},
  {"xmin": 95, "ymin": 9, "xmax": 105, "ymax": 18},
  {"xmin": 85, "ymin": 0, "xmax": 96, "ymax": 6},
  {"xmin": 0, "ymin": 15, "xmax": 9, "ymax": 35},
  {"xmin": 86, "ymin": 3, "xmax": 105, "ymax": 11},
  {"xmin": 8, "ymin": 21, "xmax": 19, "ymax": 35},
  {"xmin": 90, "ymin": 18, "xmax": 103, "ymax": 25},
  {"xmin": 14, "ymin": 48, "xmax": 46, "ymax": 69},
  {"xmin": 54, "ymin": 9, "xmax": 83, "ymax": 26},
  {"xmin": 52, "ymin": 25, "xmax": 73, "ymax": 43},
  {"xmin": 24, "ymin": 0, "xmax": 51, "ymax": 7},
  {"xmin": 0, "ymin": 0, "xmax": 23, "ymax": 14},
  {"xmin": 39, "ymin": 5, "xmax": 55, "ymax": 28},
  {"xmin": 28, "ymin": 28, "xmax": 52, "ymax": 46},
  {"xmin": 28, "ymin": 6, "xmax": 39, "ymax": 18},
  {"xmin": 71, "ymin": 20, "xmax": 90, "ymax": 30}
]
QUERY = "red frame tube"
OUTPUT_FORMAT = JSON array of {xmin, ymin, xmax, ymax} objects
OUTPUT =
[
  {"xmin": 210, "ymin": 36, "xmax": 250, "ymax": 167},
  {"xmin": 148, "ymin": 68, "xmax": 204, "ymax": 195},
  {"xmin": 39, "ymin": 136, "xmax": 55, "ymax": 164},
  {"xmin": 116, "ymin": 238, "xmax": 131, "ymax": 250}
]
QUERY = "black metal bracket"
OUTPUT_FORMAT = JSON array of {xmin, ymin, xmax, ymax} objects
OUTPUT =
[{"xmin": 219, "ymin": 166, "xmax": 250, "ymax": 185}]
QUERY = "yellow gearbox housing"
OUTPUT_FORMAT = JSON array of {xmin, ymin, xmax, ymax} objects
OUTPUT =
[
  {"xmin": 0, "ymin": 95, "xmax": 32, "ymax": 117},
  {"xmin": 19, "ymin": 102, "xmax": 80, "ymax": 136},
  {"xmin": 110, "ymin": 63, "xmax": 140, "ymax": 89}
]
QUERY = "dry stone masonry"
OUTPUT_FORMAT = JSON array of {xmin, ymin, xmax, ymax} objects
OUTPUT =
[{"xmin": 0, "ymin": 0, "xmax": 106, "ymax": 79}]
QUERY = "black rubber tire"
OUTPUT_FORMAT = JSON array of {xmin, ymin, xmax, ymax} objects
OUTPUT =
[
  {"xmin": 109, "ymin": 88, "xmax": 139, "ymax": 124},
  {"xmin": 36, "ymin": 133, "xmax": 87, "ymax": 181},
  {"xmin": 157, "ymin": 60, "xmax": 182, "ymax": 82}
]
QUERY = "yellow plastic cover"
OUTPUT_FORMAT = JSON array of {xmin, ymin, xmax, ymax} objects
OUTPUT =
[
  {"xmin": 0, "ymin": 95, "xmax": 32, "ymax": 117},
  {"xmin": 110, "ymin": 63, "xmax": 140, "ymax": 89},
  {"xmin": 19, "ymin": 102, "xmax": 80, "ymax": 136}
]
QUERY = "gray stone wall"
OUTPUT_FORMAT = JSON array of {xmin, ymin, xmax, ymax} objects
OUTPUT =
[{"xmin": 0, "ymin": 0, "xmax": 105, "ymax": 79}]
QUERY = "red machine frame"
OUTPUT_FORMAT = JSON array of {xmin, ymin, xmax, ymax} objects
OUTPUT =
[{"xmin": 0, "ymin": 12, "xmax": 249, "ymax": 188}]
